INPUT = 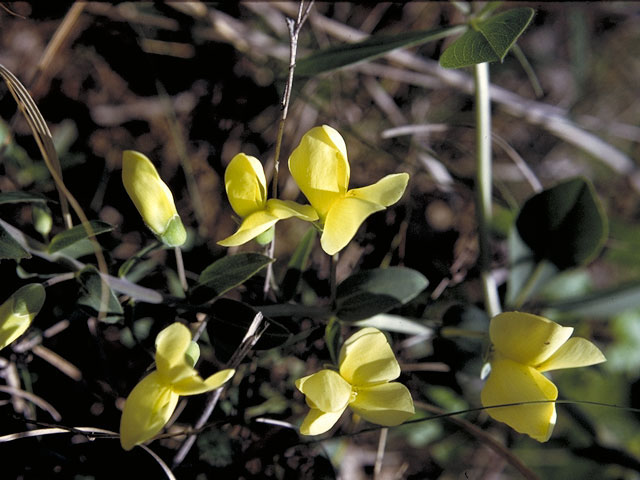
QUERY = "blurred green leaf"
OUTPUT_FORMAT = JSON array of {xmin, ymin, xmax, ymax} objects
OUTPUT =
[
  {"xmin": 48, "ymin": 221, "xmax": 113, "ymax": 254},
  {"xmin": 352, "ymin": 313, "xmax": 433, "ymax": 336},
  {"xmin": 324, "ymin": 316, "xmax": 341, "ymax": 366},
  {"xmin": 605, "ymin": 310, "xmax": 640, "ymax": 375},
  {"xmin": 296, "ymin": 25, "xmax": 465, "ymax": 77},
  {"xmin": 0, "ymin": 223, "xmax": 31, "ymax": 261},
  {"xmin": 118, "ymin": 241, "xmax": 162, "ymax": 278},
  {"xmin": 516, "ymin": 177, "xmax": 607, "ymax": 270},
  {"xmin": 281, "ymin": 227, "xmax": 316, "ymax": 301},
  {"xmin": 0, "ymin": 191, "xmax": 50, "ymax": 205},
  {"xmin": 336, "ymin": 267, "xmax": 428, "ymax": 321},
  {"xmin": 192, "ymin": 253, "xmax": 274, "ymax": 302},
  {"xmin": 440, "ymin": 8, "xmax": 534, "ymax": 68},
  {"xmin": 545, "ymin": 279, "xmax": 640, "ymax": 318},
  {"xmin": 76, "ymin": 266, "xmax": 123, "ymax": 318}
]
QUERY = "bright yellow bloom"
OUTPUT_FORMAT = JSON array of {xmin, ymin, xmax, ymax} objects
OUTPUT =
[
  {"xmin": 0, "ymin": 284, "xmax": 45, "ymax": 350},
  {"xmin": 122, "ymin": 150, "xmax": 187, "ymax": 247},
  {"xmin": 119, "ymin": 322, "xmax": 235, "ymax": 450},
  {"xmin": 295, "ymin": 327, "xmax": 414, "ymax": 435},
  {"xmin": 481, "ymin": 312, "xmax": 606, "ymax": 442},
  {"xmin": 288, "ymin": 126, "xmax": 409, "ymax": 255},
  {"xmin": 218, "ymin": 153, "xmax": 318, "ymax": 246}
]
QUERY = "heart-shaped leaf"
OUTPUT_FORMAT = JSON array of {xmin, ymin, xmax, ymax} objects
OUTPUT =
[
  {"xmin": 440, "ymin": 8, "xmax": 534, "ymax": 68},
  {"xmin": 515, "ymin": 177, "xmax": 607, "ymax": 270},
  {"xmin": 336, "ymin": 267, "xmax": 428, "ymax": 321},
  {"xmin": 48, "ymin": 221, "xmax": 113, "ymax": 254}
]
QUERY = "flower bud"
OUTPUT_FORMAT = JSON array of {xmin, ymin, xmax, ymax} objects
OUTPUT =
[{"xmin": 0, "ymin": 283, "xmax": 46, "ymax": 350}]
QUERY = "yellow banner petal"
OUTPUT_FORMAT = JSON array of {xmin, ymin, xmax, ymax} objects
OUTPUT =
[
  {"xmin": 321, "ymin": 196, "xmax": 384, "ymax": 255},
  {"xmin": 295, "ymin": 370, "xmax": 352, "ymax": 413},
  {"xmin": 119, "ymin": 371, "xmax": 179, "ymax": 450},
  {"xmin": 299, "ymin": 407, "xmax": 346, "ymax": 436},
  {"xmin": 288, "ymin": 125, "xmax": 350, "ymax": 220},
  {"xmin": 490, "ymin": 312, "xmax": 574, "ymax": 366},
  {"xmin": 224, "ymin": 153, "xmax": 267, "ymax": 218},
  {"xmin": 266, "ymin": 199, "xmax": 318, "ymax": 221},
  {"xmin": 537, "ymin": 337, "xmax": 606, "ymax": 372},
  {"xmin": 217, "ymin": 210, "xmax": 279, "ymax": 247},
  {"xmin": 348, "ymin": 173, "xmax": 409, "ymax": 207},
  {"xmin": 171, "ymin": 368, "xmax": 235, "ymax": 396},
  {"xmin": 481, "ymin": 355, "xmax": 558, "ymax": 442},
  {"xmin": 155, "ymin": 322, "xmax": 197, "ymax": 384},
  {"xmin": 338, "ymin": 328, "xmax": 400, "ymax": 386},
  {"xmin": 350, "ymin": 382, "xmax": 414, "ymax": 426}
]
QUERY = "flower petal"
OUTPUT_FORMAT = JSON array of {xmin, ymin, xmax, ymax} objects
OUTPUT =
[
  {"xmin": 490, "ymin": 312, "xmax": 574, "ymax": 366},
  {"xmin": 224, "ymin": 153, "xmax": 267, "ymax": 218},
  {"xmin": 154, "ymin": 323, "xmax": 197, "ymax": 384},
  {"xmin": 122, "ymin": 150, "xmax": 182, "ymax": 243},
  {"xmin": 295, "ymin": 369, "xmax": 352, "ymax": 413},
  {"xmin": 350, "ymin": 382, "xmax": 415, "ymax": 426},
  {"xmin": 321, "ymin": 196, "xmax": 384, "ymax": 255},
  {"xmin": 288, "ymin": 125, "xmax": 350, "ymax": 220},
  {"xmin": 266, "ymin": 199, "xmax": 318, "ymax": 221},
  {"xmin": 537, "ymin": 337, "xmax": 606, "ymax": 372},
  {"xmin": 299, "ymin": 407, "xmax": 346, "ymax": 436},
  {"xmin": 172, "ymin": 368, "xmax": 236, "ymax": 395},
  {"xmin": 217, "ymin": 210, "xmax": 279, "ymax": 247},
  {"xmin": 481, "ymin": 355, "xmax": 558, "ymax": 442},
  {"xmin": 349, "ymin": 173, "xmax": 409, "ymax": 207},
  {"xmin": 119, "ymin": 371, "xmax": 179, "ymax": 450},
  {"xmin": 339, "ymin": 328, "xmax": 400, "ymax": 386}
]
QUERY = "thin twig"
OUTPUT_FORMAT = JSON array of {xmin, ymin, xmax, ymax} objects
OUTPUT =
[
  {"xmin": 174, "ymin": 247, "xmax": 188, "ymax": 293},
  {"xmin": 373, "ymin": 427, "xmax": 388, "ymax": 479}
]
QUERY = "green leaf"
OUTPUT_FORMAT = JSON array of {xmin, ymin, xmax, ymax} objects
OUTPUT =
[
  {"xmin": 352, "ymin": 313, "xmax": 434, "ymax": 336},
  {"xmin": 296, "ymin": 25, "xmax": 465, "ymax": 77},
  {"xmin": 544, "ymin": 279, "xmax": 640, "ymax": 318},
  {"xmin": 192, "ymin": 253, "xmax": 274, "ymax": 302},
  {"xmin": 48, "ymin": 221, "xmax": 113, "ymax": 254},
  {"xmin": 324, "ymin": 316, "xmax": 341, "ymax": 366},
  {"xmin": 515, "ymin": 177, "xmax": 608, "ymax": 270},
  {"xmin": 0, "ymin": 223, "xmax": 31, "ymax": 261},
  {"xmin": 281, "ymin": 227, "xmax": 316, "ymax": 301},
  {"xmin": 0, "ymin": 191, "xmax": 50, "ymax": 205},
  {"xmin": 76, "ymin": 266, "xmax": 124, "ymax": 317},
  {"xmin": 118, "ymin": 241, "xmax": 163, "ymax": 278},
  {"xmin": 439, "ymin": 8, "xmax": 534, "ymax": 68},
  {"xmin": 336, "ymin": 267, "xmax": 428, "ymax": 321}
]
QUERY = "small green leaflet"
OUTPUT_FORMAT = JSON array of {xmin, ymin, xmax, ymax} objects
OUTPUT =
[
  {"xmin": 0, "ymin": 223, "xmax": 31, "ymax": 261},
  {"xmin": 48, "ymin": 221, "xmax": 113, "ymax": 254},
  {"xmin": 0, "ymin": 191, "xmax": 50, "ymax": 205}
]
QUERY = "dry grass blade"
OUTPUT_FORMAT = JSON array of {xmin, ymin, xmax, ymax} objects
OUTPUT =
[
  {"xmin": 0, "ymin": 63, "xmax": 111, "ymax": 320},
  {"xmin": 0, "ymin": 385, "xmax": 61, "ymax": 421}
]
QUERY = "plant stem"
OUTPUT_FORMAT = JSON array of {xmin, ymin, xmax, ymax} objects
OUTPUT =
[
  {"xmin": 174, "ymin": 247, "xmax": 187, "ymax": 293},
  {"xmin": 374, "ymin": 427, "xmax": 388, "ymax": 479},
  {"xmin": 474, "ymin": 62, "xmax": 501, "ymax": 319},
  {"xmin": 330, "ymin": 252, "xmax": 338, "ymax": 309}
]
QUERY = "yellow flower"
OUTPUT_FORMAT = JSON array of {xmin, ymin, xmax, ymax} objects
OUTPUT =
[
  {"xmin": 0, "ymin": 284, "xmax": 45, "ymax": 350},
  {"xmin": 481, "ymin": 312, "xmax": 606, "ymax": 442},
  {"xmin": 288, "ymin": 125, "xmax": 409, "ymax": 255},
  {"xmin": 295, "ymin": 327, "xmax": 414, "ymax": 435},
  {"xmin": 119, "ymin": 322, "xmax": 235, "ymax": 450},
  {"xmin": 122, "ymin": 150, "xmax": 187, "ymax": 247},
  {"xmin": 218, "ymin": 153, "xmax": 318, "ymax": 246}
]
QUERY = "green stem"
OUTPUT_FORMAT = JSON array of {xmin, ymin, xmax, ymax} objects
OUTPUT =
[
  {"xmin": 330, "ymin": 252, "xmax": 338, "ymax": 310},
  {"xmin": 174, "ymin": 247, "xmax": 187, "ymax": 293},
  {"xmin": 474, "ymin": 62, "xmax": 501, "ymax": 319},
  {"xmin": 511, "ymin": 260, "xmax": 547, "ymax": 310}
]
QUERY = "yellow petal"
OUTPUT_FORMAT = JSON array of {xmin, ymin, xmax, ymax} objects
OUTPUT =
[
  {"xmin": 350, "ymin": 382, "xmax": 415, "ymax": 426},
  {"xmin": 172, "ymin": 368, "xmax": 235, "ymax": 395},
  {"xmin": 338, "ymin": 328, "xmax": 400, "ymax": 386},
  {"xmin": 295, "ymin": 369, "xmax": 352, "ymax": 413},
  {"xmin": 266, "ymin": 199, "xmax": 318, "ymax": 221},
  {"xmin": 119, "ymin": 371, "xmax": 179, "ymax": 450},
  {"xmin": 349, "ymin": 173, "xmax": 409, "ymax": 207},
  {"xmin": 537, "ymin": 337, "xmax": 606, "ymax": 372},
  {"xmin": 490, "ymin": 312, "xmax": 574, "ymax": 366},
  {"xmin": 217, "ymin": 210, "xmax": 279, "ymax": 247},
  {"xmin": 288, "ymin": 125, "xmax": 350, "ymax": 220},
  {"xmin": 321, "ymin": 196, "xmax": 384, "ymax": 255},
  {"xmin": 299, "ymin": 407, "xmax": 346, "ymax": 436},
  {"xmin": 224, "ymin": 153, "xmax": 267, "ymax": 218},
  {"xmin": 0, "ymin": 284, "xmax": 45, "ymax": 350},
  {"xmin": 481, "ymin": 355, "xmax": 558, "ymax": 442},
  {"xmin": 122, "ymin": 150, "xmax": 184, "ymax": 245},
  {"xmin": 154, "ymin": 323, "xmax": 197, "ymax": 384}
]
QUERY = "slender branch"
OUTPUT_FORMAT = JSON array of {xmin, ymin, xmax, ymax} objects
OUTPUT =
[
  {"xmin": 373, "ymin": 427, "xmax": 388, "ymax": 479},
  {"xmin": 174, "ymin": 247, "xmax": 187, "ymax": 293},
  {"xmin": 330, "ymin": 252, "xmax": 338, "ymax": 309},
  {"xmin": 474, "ymin": 62, "xmax": 501, "ymax": 319}
]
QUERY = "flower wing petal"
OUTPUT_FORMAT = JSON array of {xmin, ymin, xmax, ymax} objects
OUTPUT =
[
  {"xmin": 490, "ymin": 312, "xmax": 574, "ymax": 366},
  {"xmin": 537, "ymin": 337, "xmax": 606, "ymax": 372},
  {"xmin": 338, "ymin": 328, "xmax": 400, "ymax": 386},
  {"xmin": 172, "ymin": 369, "xmax": 236, "ymax": 396},
  {"xmin": 299, "ymin": 407, "xmax": 346, "ymax": 436},
  {"xmin": 217, "ymin": 210, "xmax": 279, "ymax": 247},
  {"xmin": 119, "ymin": 371, "xmax": 179, "ymax": 450},
  {"xmin": 321, "ymin": 196, "xmax": 384, "ymax": 255},
  {"xmin": 481, "ymin": 355, "xmax": 558, "ymax": 442},
  {"xmin": 224, "ymin": 153, "xmax": 267, "ymax": 217},
  {"xmin": 295, "ymin": 370, "xmax": 352, "ymax": 413},
  {"xmin": 288, "ymin": 125, "xmax": 349, "ymax": 220},
  {"xmin": 349, "ymin": 173, "xmax": 409, "ymax": 207},
  {"xmin": 350, "ymin": 382, "xmax": 414, "ymax": 426}
]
